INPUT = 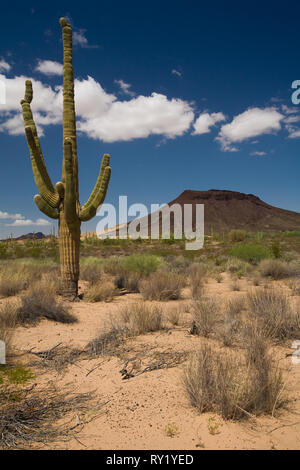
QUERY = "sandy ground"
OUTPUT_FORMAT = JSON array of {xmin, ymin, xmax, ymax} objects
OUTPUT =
[{"xmin": 10, "ymin": 274, "xmax": 300, "ymax": 450}]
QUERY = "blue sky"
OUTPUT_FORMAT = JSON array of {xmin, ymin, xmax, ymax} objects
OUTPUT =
[{"xmin": 1, "ymin": 0, "xmax": 300, "ymax": 237}]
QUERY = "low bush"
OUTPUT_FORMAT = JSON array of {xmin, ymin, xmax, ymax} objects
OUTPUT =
[
  {"xmin": 120, "ymin": 302, "xmax": 163, "ymax": 334},
  {"xmin": 85, "ymin": 280, "xmax": 117, "ymax": 302},
  {"xmin": 228, "ymin": 245, "xmax": 271, "ymax": 264},
  {"xmin": 190, "ymin": 297, "xmax": 219, "ymax": 337},
  {"xmin": 228, "ymin": 229, "xmax": 246, "ymax": 242},
  {"xmin": 16, "ymin": 283, "xmax": 76, "ymax": 325},
  {"xmin": 258, "ymin": 259, "xmax": 297, "ymax": 280},
  {"xmin": 183, "ymin": 341, "xmax": 284, "ymax": 420},
  {"xmin": 139, "ymin": 271, "xmax": 184, "ymax": 301}
]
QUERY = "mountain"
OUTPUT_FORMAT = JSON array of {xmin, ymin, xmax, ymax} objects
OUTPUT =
[{"xmin": 166, "ymin": 189, "xmax": 300, "ymax": 234}]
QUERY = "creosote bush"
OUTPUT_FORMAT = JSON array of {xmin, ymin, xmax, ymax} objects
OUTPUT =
[
  {"xmin": 139, "ymin": 271, "xmax": 184, "ymax": 301},
  {"xmin": 183, "ymin": 341, "xmax": 284, "ymax": 420},
  {"xmin": 228, "ymin": 229, "xmax": 246, "ymax": 242}
]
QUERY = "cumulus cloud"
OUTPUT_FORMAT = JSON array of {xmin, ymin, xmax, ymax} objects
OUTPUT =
[
  {"xmin": 0, "ymin": 59, "xmax": 11, "ymax": 73},
  {"xmin": 5, "ymin": 218, "xmax": 51, "ymax": 227},
  {"xmin": 35, "ymin": 60, "xmax": 63, "ymax": 76},
  {"xmin": 114, "ymin": 79, "xmax": 135, "ymax": 97},
  {"xmin": 0, "ymin": 211, "xmax": 24, "ymax": 219},
  {"xmin": 217, "ymin": 107, "xmax": 284, "ymax": 151},
  {"xmin": 192, "ymin": 112, "xmax": 226, "ymax": 135},
  {"xmin": 0, "ymin": 73, "xmax": 194, "ymax": 142}
]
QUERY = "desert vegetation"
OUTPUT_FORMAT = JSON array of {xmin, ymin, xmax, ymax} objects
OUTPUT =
[{"xmin": 1, "ymin": 228, "xmax": 300, "ymax": 449}]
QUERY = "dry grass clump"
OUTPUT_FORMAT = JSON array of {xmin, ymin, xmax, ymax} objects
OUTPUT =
[
  {"xmin": 114, "ymin": 269, "xmax": 143, "ymax": 293},
  {"xmin": 188, "ymin": 263, "xmax": 207, "ymax": 299},
  {"xmin": 183, "ymin": 340, "xmax": 284, "ymax": 420},
  {"xmin": 0, "ymin": 271, "xmax": 27, "ymax": 298},
  {"xmin": 80, "ymin": 264, "xmax": 102, "ymax": 284},
  {"xmin": 16, "ymin": 283, "xmax": 76, "ymax": 325},
  {"xmin": 87, "ymin": 324, "xmax": 131, "ymax": 356},
  {"xmin": 0, "ymin": 302, "xmax": 17, "ymax": 354},
  {"xmin": 120, "ymin": 302, "xmax": 163, "ymax": 335},
  {"xmin": 258, "ymin": 259, "xmax": 298, "ymax": 280},
  {"xmin": 139, "ymin": 271, "xmax": 184, "ymax": 301},
  {"xmin": 247, "ymin": 288, "xmax": 300, "ymax": 340},
  {"xmin": 190, "ymin": 297, "xmax": 219, "ymax": 337},
  {"xmin": 85, "ymin": 280, "xmax": 117, "ymax": 302},
  {"xmin": 217, "ymin": 298, "xmax": 244, "ymax": 347},
  {"xmin": 166, "ymin": 305, "xmax": 182, "ymax": 326}
]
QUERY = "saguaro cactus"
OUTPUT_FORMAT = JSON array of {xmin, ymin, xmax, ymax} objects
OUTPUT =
[{"xmin": 20, "ymin": 18, "xmax": 111, "ymax": 299}]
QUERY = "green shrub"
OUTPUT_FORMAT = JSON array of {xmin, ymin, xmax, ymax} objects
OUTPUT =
[
  {"xmin": 121, "ymin": 254, "xmax": 162, "ymax": 276},
  {"xmin": 228, "ymin": 245, "xmax": 271, "ymax": 264}
]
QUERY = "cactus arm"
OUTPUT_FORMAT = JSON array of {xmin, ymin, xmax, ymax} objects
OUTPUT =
[
  {"xmin": 34, "ymin": 195, "xmax": 59, "ymax": 219},
  {"xmin": 20, "ymin": 81, "xmax": 59, "ymax": 208},
  {"xmin": 64, "ymin": 139, "xmax": 77, "ymax": 224},
  {"xmin": 79, "ymin": 155, "xmax": 111, "ymax": 221}
]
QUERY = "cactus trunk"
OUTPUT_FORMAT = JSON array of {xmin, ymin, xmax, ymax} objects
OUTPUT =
[
  {"xmin": 21, "ymin": 18, "xmax": 111, "ymax": 300},
  {"xmin": 59, "ymin": 210, "xmax": 81, "ymax": 298}
]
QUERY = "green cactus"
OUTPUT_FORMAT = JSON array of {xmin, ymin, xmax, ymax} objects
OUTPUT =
[{"xmin": 20, "ymin": 18, "xmax": 111, "ymax": 299}]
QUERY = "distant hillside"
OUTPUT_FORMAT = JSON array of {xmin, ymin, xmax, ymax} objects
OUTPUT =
[
  {"xmin": 1, "ymin": 232, "xmax": 47, "ymax": 242},
  {"xmin": 167, "ymin": 189, "xmax": 300, "ymax": 234}
]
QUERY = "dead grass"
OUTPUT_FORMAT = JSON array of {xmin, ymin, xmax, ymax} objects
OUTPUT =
[
  {"xmin": 120, "ymin": 302, "xmax": 163, "ymax": 335},
  {"xmin": 0, "ymin": 301, "xmax": 17, "ymax": 354},
  {"xmin": 139, "ymin": 271, "xmax": 184, "ymax": 301},
  {"xmin": 258, "ymin": 259, "xmax": 298, "ymax": 280},
  {"xmin": 190, "ymin": 297, "xmax": 220, "ymax": 337},
  {"xmin": 247, "ymin": 288, "xmax": 300, "ymax": 341},
  {"xmin": 217, "ymin": 299, "xmax": 243, "ymax": 347},
  {"xmin": 16, "ymin": 283, "xmax": 76, "ymax": 325},
  {"xmin": 183, "ymin": 341, "xmax": 284, "ymax": 420},
  {"xmin": 85, "ymin": 280, "xmax": 117, "ymax": 302}
]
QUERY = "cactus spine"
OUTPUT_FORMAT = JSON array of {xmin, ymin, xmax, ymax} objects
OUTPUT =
[{"xmin": 20, "ymin": 18, "xmax": 111, "ymax": 299}]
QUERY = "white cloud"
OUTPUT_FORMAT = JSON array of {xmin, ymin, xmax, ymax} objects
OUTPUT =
[
  {"xmin": 172, "ymin": 69, "xmax": 182, "ymax": 77},
  {"xmin": 35, "ymin": 60, "xmax": 63, "ymax": 76},
  {"xmin": 0, "ymin": 73, "xmax": 194, "ymax": 142},
  {"xmin": 287, "ymin": 128, "xmax": 300, "ymax": 139},
  {"xmin": 114, "ymin": 79, "xmax": 135, "ymax": 97},
  {"xmin": 0, "ymin": 211, "xmax": 24, "ymax": 219},
  {"xmin": 0, "ymin": 59, "xmax": 11, "ymax": 73},
  {"xmin": 217, "ymin": 107, "xmax": 284, "ymax": 151},
  {"xmin": 5, "ymin": 218, "xmax": 51, "ymax": 227},
  {"xmin": 192, "ymin": 112, "xmax": 226, "ymax": 135},
  {"xmin": 250, "ymin": 151, "xmax": 267, "ymax": 156},
  {"xmin": 73, "ymin": 29, "xmax": 98, "ymax": 49}
]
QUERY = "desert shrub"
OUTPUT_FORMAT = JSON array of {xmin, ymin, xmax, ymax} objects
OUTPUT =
[
  {"xmin": 190, "ymin": 297, "xmax": 219, "ymax": 337},
  {"xmin": 80, "ymin": 264, "xmax": 102, "ymax": 284},
  {"xmin": 229, "ymin": 229, "xmax": 246, "ymax": 242},
  {"xmin": 215, "ymin": 273, "xmax": 222, "ymax": 283},
  {"xmin": 114, "ymin": 269, "xmax": 143, "ymax": 293},
  {"xmin": 271, "ymin": 242, "xmax": 282, "ymax": 259},
  {"xmin": 0, "ymin": 302, "xmax": 17, "ymax": 354},
  {"xmin": 139, "ymin": 271, "xmax": 184, "ymax": 301},
  {"xmin": 16, "ymin": 284, "xmax": 76, "ymax": 325},
  {"xmin": 217, "ymin": 299, "xmax": 243, "ymax": 346},
  {"xmin": 0, "ymin": 272, "xmax": 26, "ymax": 298},
  {"xmin": 188, "ymin": 263, "xmax": 207, "ymax": 299},
  {"xmin": 87, "ymin": 324, "xmax": 131, "ymax": 356},
  {"xmin": 230, "ymin": 280, "xmax": 240, "ymax": 291},
  {"xmin": 167, "ymin": 255, "xmax": 191, "ymax": 274},
  {"xmin": 166, "ymin": 305, "xmax": 182, "ymax": 326},
  {"xmin": 121, "ymin": 254, "xmax": 162, "ymax": 276},
  {"xmin": 85, "ymin": 280, "xmax": 117, "ymax": 302},
  {"xmin": 226, "ymin": 257, "xmax": 252, "ymax": 277},
  {"xmin": 183, "ymin": 342, "xmax": 284, "ymax": 420},
  {"xmin": 228, "ymin": 245, "xmax": 271, "ymax": 264},
  {"xmin": 258, "ymin": 259, "xmax": 297, "ymax": 280},
  {"xmin": 120, "ymin": 302, "xmax": 163, "ymax": 334},
  {"xmin": 247, "ymin": 288, "xmax": 300, "ymax": 340},
  {"xmin": 0, "ymin": 243, "xmax": 8, "ymax": 259},
  {"xmin": 102, "ymin": 256, "xmax": 122, "ymax": 276}
]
